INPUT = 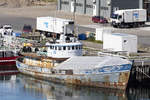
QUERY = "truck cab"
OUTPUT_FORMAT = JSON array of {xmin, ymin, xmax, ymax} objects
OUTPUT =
[{"xmin": 111, "ymin": 11, "xmax": 124, "ymax": 27}]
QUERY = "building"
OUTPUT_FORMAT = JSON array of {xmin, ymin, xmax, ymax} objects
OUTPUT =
[
  {"xmin": 57, "ymin": 0, "xmax": 145, "ymax": 18},
  {"xmin": 144, "ymin": 0, "xmax": 150, "ymax": 20}
]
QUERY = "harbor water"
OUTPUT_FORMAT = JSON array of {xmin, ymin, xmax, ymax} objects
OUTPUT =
[{"xmin": 1, "ymin": 73, "xmax": 150, "ymax": 100}]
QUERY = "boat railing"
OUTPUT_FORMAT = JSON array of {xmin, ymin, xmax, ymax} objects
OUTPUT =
[{"xmin": 37, "ymin": 51, "xmax": 47, "ymax": 56}]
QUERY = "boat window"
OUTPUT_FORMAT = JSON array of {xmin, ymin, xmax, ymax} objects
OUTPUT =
[
  {"xmin": 0, "ymin": 52, "xmax": 3, "ymax": 57},
  {"xmin": 4, "ymin": 51, "xmax": 14, "ymax": 57},
  {"xmin": 65, "ymin": 70, "xmax": 73, "ymax": 75},
  {"xmin": 72, "ymin": 46, "xmax": 74, "ymax": 50},
  {"xmin": 50, "ymin": 46, "xmax": 54, "ymax": 50},
  {"xmin": 50, "ymin": 46, "xmax": 52, "ymax": 49},
  {"xmin": 76, "ymin": 45, "xmax": 78, "ymax": 50},
  {"xmin": 68, "ymin": 46, "xmax": 70, "ymax": 50},
  {"xmin": 63, "ymin": 46, "xmax": 66, "ymax": 50},
  {"xmin": 79, "ymin": 45, "xmax": 81, "ymax": 49},
  {"xmin": 58, "ymin": 46, "xmax": 62, "ymax": 50},
  {"xmin": 55, "ymin": 46, "xmax": 57, "ymax": 50}
]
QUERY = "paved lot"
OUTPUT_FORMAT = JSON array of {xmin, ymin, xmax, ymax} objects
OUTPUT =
[
  {"xmin": 0, "ymin": 14, "xmax": 35, "ymax": 31},
  {"xmin": 0, "ymin": 3, "xmax": 150, "ymax": 49}
]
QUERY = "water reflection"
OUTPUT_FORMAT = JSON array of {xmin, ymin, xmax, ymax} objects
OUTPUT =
[
  {"xmin": 0, "ymin": 75, "xmax": 12, "ymax": 80},
  {"xmin": 127, "ymin": 85, "xmax": 150, "ymax": 100},
  {"xmin": 0, "ymin": 74, "xmax": 46, "ymax": 100},
  {"xmin": 18, "ymin": 74, "xmax": 127, "ymax": 100},
  {"xmin": 0, "ymin": 74, "xmax": 150, "ymax": 100}
]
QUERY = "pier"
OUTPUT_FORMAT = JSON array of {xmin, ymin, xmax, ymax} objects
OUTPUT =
[{"xmin": 129, "ymin": 58, "xmax": 150, "ymax": 85}]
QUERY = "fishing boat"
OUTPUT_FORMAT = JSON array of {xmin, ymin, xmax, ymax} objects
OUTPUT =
[
  {"xmin": 0, "ymin": 55, "xmax": 19, "ymax": 75},
  {"xmin": 16, "ymin": 32, "xmax": 132, "ymax": 90},
  {"xmin": 0, "ymin": 50, "xmax": 19, "ymax": 75},
  {"xmin": 1, "ymin": 34, "xmax": 20, "ymax": 65},
  {"xmin": 0, "ymin": 33, "xmax": 20, "ymax": 75},
  {"xmin": 0, "ymin": 50, "xmax": 19, "ymax": 67}
]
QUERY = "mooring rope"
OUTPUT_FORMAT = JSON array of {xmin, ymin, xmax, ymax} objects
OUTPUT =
[{"xmin": 136, "ymin": 67, "xmax": 150, "ymax": 79}]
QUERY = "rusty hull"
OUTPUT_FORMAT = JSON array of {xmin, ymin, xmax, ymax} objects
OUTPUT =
[
  {"xmin": 19, "ymin": 67, "xmax": 130, "ymax": 90},
  {"xmin": 65, "ymin": 72, "xmax": 130, "ymax": 90}
]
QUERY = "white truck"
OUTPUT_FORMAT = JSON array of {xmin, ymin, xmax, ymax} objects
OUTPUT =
[
  {"xmin": 111, "ymin": 9, "xmax": 147, "ymax": 28},
  {"xmin": 36, "ymin": 17, "xmax": 75, "ymax": 34}
]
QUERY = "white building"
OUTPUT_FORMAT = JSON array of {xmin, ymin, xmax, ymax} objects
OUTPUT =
[
  {"xmin": 57, "ymin": 0, "xmax": 144, "ymax": 18},
  {"xmin": 103, "ymin": 33, "xmax": 138, "ymax": 53}
]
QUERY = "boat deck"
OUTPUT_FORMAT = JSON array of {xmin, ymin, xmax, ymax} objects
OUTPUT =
[{"xmin": 21, "ymin": 53, "xmax": 68, "ymax": 61}]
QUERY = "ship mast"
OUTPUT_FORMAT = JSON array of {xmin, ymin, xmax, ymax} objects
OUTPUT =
[{"xmin": 73, "ymin": 0, "xmax": 76, "ymax": 36}]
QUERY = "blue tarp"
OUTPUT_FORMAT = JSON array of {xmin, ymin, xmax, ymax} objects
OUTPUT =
[
  {"xmin": 78, "ymin": 33, "xmax": 87, "ymax": 40},
  {"xmin": 13, "ymin": 32, "xmax": 21, "ymax": 37}
]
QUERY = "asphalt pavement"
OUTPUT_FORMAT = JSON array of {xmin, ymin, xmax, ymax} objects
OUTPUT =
[
  {"xmin": 1, "ymin": 12, "xmax": 150, "ymax": 49},
  {"xmin": 0, "ymin": 14, "xmax": 36, "ymax": 31}
]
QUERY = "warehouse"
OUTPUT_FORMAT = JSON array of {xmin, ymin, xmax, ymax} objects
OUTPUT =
[{"xmin": 57, "ymin": 0, "xmax": 144, "ymax": 18}]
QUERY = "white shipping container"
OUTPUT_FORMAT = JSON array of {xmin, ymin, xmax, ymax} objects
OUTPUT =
[
  {"xmin": 103, "ymin": 33, "xmax": 137, "ymax": 53},
  {"xmin": 36, "ymin": 17, "xmax": 74, "ymax": 34},
  {"xmin": 95, "ymin": 28, "xmax": 112, "ymax": 41},
  {"xmin": 124, "ymin": 10, "xmax": 133, "ymax": 23}
]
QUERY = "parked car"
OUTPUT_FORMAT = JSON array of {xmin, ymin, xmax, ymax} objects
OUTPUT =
[
  {"xmin": 22, "ymin": 25, "xmax": 32, "ymax": 34},
  {"xmin": 92, "ymin": 16, "xmax": 108, "ymax": 23}
]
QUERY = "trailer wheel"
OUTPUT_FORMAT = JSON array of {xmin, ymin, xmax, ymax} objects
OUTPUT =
[
  {"xmin": 133, "ymin": 23, "xmax": 139, "ymax": 28},
  {"xmin": 119, "ymin": 23, "xmax": 124, "ymax": 28},
  {"xmin": 140, "ymin": 22, "xmax": 145, "ymax": 27},
  {"xmin": 112, "ymin": 25, "xmax": 117, "ymax": 28}
]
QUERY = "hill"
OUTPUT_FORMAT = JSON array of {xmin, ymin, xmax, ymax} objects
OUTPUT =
[{"xmin": 0, "ymin": 0, "xmax": 56, "ymax": 8}]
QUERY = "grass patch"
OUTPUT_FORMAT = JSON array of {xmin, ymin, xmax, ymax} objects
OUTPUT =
[
  {"xmin": 42, "ymin": 0, "xmax": 57, "ymax": 2},
  {"xmin": 94, "ymin": 40, "xmax": 103, "ymax": 44},
  {"xmin": 85, "ymin": 37, "xmax": 103, "ymax": 44}
]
